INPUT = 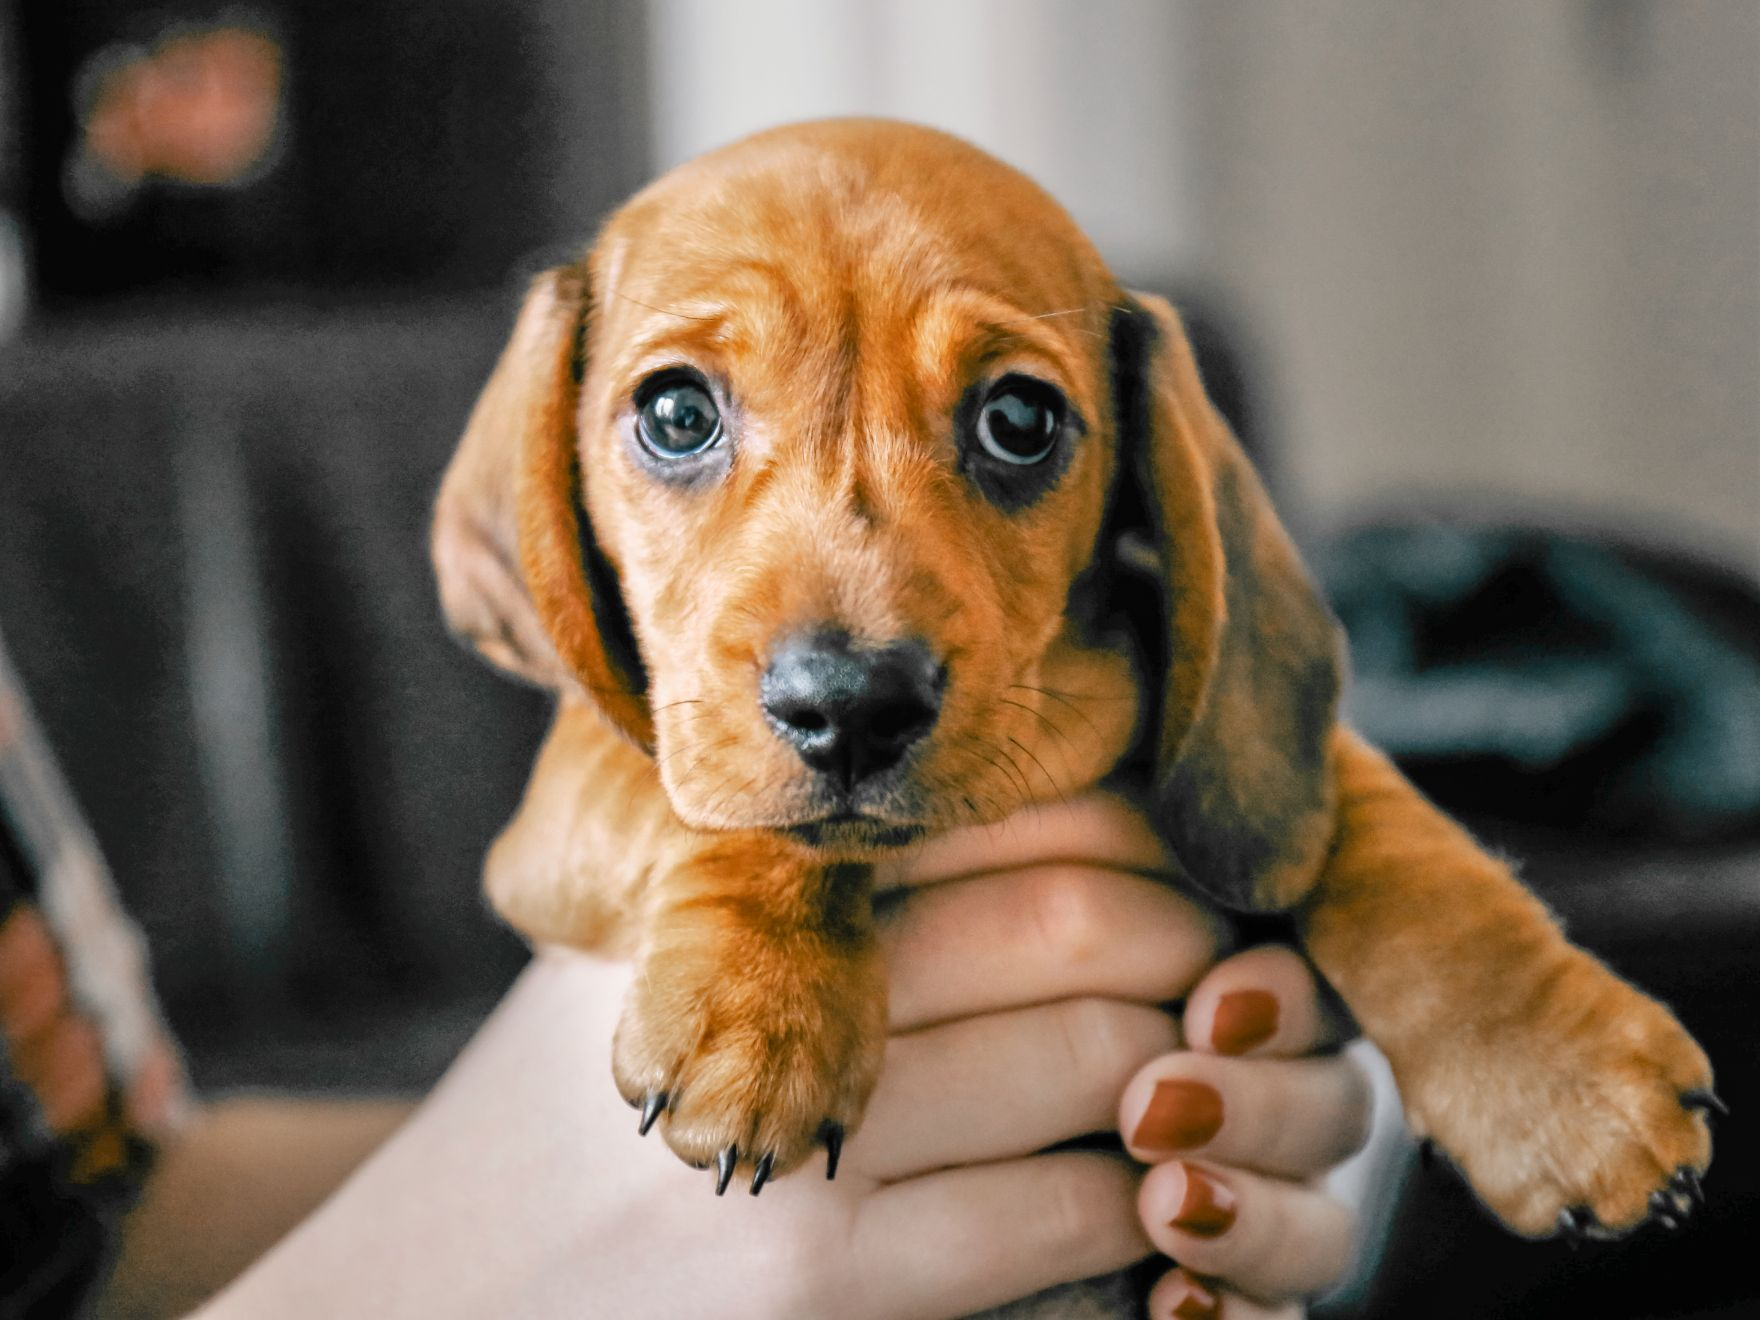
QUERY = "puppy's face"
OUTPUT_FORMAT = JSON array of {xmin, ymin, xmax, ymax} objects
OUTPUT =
[{"xmin": 578, "ymin": 124, "xmax": 1138, "ymax": 852}]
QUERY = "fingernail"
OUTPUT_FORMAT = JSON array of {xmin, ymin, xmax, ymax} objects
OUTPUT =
[
  {"xmin": 1132, "ymin": 1079, "xmax": 1223, "ymax": 1151},
  {"xmin": 1170, "ymin": 1164, "xmax": 1237, "ymax": 1238},
  {"xmin": 1169, "ymin": 1273, "xmax": 1222, "ymax": 1319},
  {"xmin": 1211, "ymin": 989, "xmax": 1278, "ymax": 1055}
]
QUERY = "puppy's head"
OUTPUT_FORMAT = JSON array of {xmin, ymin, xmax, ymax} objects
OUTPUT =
[{"xmin": 435, "ymin": 120, "xmax": 1340, "ymax": 907}]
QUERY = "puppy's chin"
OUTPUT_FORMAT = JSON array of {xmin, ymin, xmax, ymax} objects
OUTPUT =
[
  {"xmin": 660, "ymin": 761, "xmax": 929, "ymax": 856},
  {"xmin": 775, "ymin": 815, "xmax": 927, "ymax": 856}
]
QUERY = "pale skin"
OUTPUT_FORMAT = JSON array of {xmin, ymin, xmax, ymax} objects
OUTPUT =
[{"xmin": 194, "ymin": 795, "xmax": 1370, "ymax": 1320}]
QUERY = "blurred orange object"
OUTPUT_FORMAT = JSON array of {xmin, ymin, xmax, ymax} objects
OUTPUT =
[{"xmin": 82, "ymin": 27, "xmax": 282, "ymax": 188}]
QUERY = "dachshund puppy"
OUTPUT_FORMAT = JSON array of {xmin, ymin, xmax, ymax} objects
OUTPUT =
[{"xmin": 433, "ymin": 120, "xmax": 1714, "ymax": 1248}]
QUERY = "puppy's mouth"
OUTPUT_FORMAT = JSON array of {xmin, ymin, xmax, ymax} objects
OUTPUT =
[{"xmin": 779, "ymin": 811, "xmax": 925, "ymax": 851}]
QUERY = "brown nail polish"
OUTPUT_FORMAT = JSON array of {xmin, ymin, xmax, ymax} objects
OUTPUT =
[
  {"xmin": 1211, "ymin": 989, "xmax": 1278, "ymax": 1056},
  {"xmin": 1169, "ymin": 1274, "xmax": 1221, "ymax": 1319},
  {"xmin": 1132, "ymin": 1079, "xmax": 1223, "ymax": 1151},
  {"xmin": 1170, "ymin": 1164, "xmax": 1238, "ymax": 1238}
]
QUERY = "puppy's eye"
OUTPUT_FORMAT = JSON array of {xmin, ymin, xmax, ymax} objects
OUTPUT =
[
  {"xmin": 975, "ymin": 378, "xmax": 1063, "ymax": 465},
  {"xmin": 637, "ymin": 378, "xmax": 722, "ymax": 457}
]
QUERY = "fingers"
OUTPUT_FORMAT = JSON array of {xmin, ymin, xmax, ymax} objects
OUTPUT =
[
  {"xmin": 1127, "ymin": 946, "xmax": 1368, "ymax": 1311},
  {"xmin": 1119, "ymin": 1051, "xmax": 1373, "ymax": 1179},
  {"xmin": 1121, "ymin": 946, "xmax": 1373, "ymax": 1180},
  {"xmin": 1139, "ymin": 1161, "xmax": 1355, "ymax": 1305},
  {"xmin": 877, "ymin": 792, "xmax": 1173, "ymax": 889},
  {"xmin": 855, "ymin": 1152, "xmax": 1150, "ymax": 1320},
  {"xmin": 1183, "ymin": 945, "xmax": 1352, "ymax": 1059},
  {"xmin": 1145, "ymin": 1269, "xmax": 1302, "ymax": 1320},
  {"xmin": 853, "ymin": 997, "xmax": 1179, "ymax": 1182},
  {"xmin": 882, "ymin": 865, "xmax": 1227, "ymax": 1031}
]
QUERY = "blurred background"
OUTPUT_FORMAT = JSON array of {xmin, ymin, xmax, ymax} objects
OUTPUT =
[{"xmin": 0, "ymin": 2, "xmax": 1755, "ymax": 1316}]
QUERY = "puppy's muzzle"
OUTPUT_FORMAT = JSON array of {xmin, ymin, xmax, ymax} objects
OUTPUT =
[{"xmin": 760, "ymin": 631, "xmax": 944, "ymax": 792}]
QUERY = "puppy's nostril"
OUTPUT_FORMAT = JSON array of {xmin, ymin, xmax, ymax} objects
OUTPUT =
[
  {"xmin": 868, "ymin": 699, "xmax": 933, "ymax": 745},
  {"xmin": 784, "ymin": 709, "xmax": 831, "ymax": 735}
]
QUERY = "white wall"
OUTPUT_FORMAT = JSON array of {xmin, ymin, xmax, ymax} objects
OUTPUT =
[
  {"xmin": 642, "ymin": 0, "xmax": 1760, "ymax": 570},
  {"xmin": 1186, "ymin": 0, "xmax": 1760, "ymax": 569},
  {"xmin": 646, "ymin": 0, "xmax": 1201, "ymax": 276}
]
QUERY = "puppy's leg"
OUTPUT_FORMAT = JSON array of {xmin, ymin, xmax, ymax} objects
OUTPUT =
[
  {"xmin": 612, "ymin": 838, "xmax": 886, "ymax": 1192},
  {"xmin": 484, "ymin": 698, "xmax": 679, "ymax": 958},
  {"xmin": 1302, "ymin": 728, "xmax": 1715, "ymax": 1238}
]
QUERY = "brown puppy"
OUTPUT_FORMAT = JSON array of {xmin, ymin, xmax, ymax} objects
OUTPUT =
[{"xmin": 433, "ymin": 120, "xmax": 1714, "ymax": 1246}]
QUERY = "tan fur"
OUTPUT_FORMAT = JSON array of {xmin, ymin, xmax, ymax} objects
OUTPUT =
[
  {"xmin": 435, "ymin": 119, "xmax": 1712, "ymax": 1244},
  {"xmin": 1304, "ymin": 729, "xmax": 1712, "ymax": 1234}
]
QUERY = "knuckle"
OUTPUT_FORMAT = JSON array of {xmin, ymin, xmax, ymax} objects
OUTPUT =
[
  {"xmin": 1054, "ymin": 998, "xmax": 1176, "ymax": 1085},
  {"xmin": 1328, "ymin": 1061, "xmax": 1376, "ymax": 1163},
  {"xmin": 1052, "ymin": 997, "xmax": 1112, "ymax": 1077},
  {"xmin": 1032, "ymin": 1157, "xmax": 1111, "ymax": 1255},
  {"xmin": 1053, "ymin": 997, "xmax": 1126, "ymax": 1079},
  {"xmin": 1025, "ymin": 867, "xmax": 1110, "ymax": 970}
]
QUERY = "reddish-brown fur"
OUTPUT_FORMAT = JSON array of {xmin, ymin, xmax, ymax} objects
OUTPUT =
[{"xmin": 433, "ymin": 120, "xmax": 1711, "ymax": 1241}]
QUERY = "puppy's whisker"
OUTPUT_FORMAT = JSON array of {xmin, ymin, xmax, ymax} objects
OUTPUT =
[
  {"xmin": 660, "ymin": 706, "xmax": 719, "ymax": 730},
  {"xmin": 701, "ymin": 775, "xmax": 760, "ymax": 826},
  {"xmin": 963, "ymin": 737, "xmax": 1028, "ymax": 801},
  {"xmin": 655, "ymin": 734, "xmax": 722, "ymax": 774},
  {"xmin": 942, "ymin": 753, "xmax": 1012, "ymax": 826},
  {"xmin": 996, "ymin": 696, "xmax": 1075, "ymax": 750},
  {"xmin": 610, "ymin": 291, "xmax": 719, "ymax": 322},
  {"xmin": 1008, "ymin": 684, "xmax": 1107, "ymax": 743},
  {"xmin": 1012, "ymin": 683, "xmax": 1133, "ymax": 703},
  {"xmin": 1007, "ymin": 734, "xmax": 1066, "ymax": 806},
  {"xmin": 662, "ymin": 735, "xmax": 742, "ymax": 793},
  {"xmin": 944, "ymin": 740, "xmax": 1017, "ymax": 809},
  {"xmin": 694, "ymin": 766, "xmax": 759, "ymax": 821},
  {"xmin": 993, "ymin": 307, "xmax": 1108, "ymax": 340},
  {"xmin": 964, "ymin": 734, "xmax": 1034, "ymax": 809},
  {"xmin": 995, "ymin": 743, "xmax": 1036, "ymax": 809}
]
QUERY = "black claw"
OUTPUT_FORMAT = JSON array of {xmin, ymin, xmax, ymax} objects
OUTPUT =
[
  {"xmin": 821, "ymin": 1122, "xmax": 844, "ymax": 1181},
  {"xmin": 1682, "ymin": 1089, "xmax": 1729, "ymax": 1122},
  {"xmin": 638, "ymin": 1091, "xmax": 667, "ymax": 1137},
  {"xmin": 1557, "ymin": 1206, "xmax": 1594, "ymax": 1247},
  {"xmin": 1672, "ymin": 1167, "xmax": 1706, "ymax": 1210},
  {"xmin": 1648, "ymin": 1191, "xmax": 1684, "ymax": 1230},
  {"xmin": 750, "ymin": 1151, "xmax": 776, "ymax": 1196},
  {"xmin": 714, "ymin": 1146, "xmax": 738, "ymax": 1196}
]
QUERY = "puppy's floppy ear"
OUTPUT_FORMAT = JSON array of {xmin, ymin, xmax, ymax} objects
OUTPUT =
[
  {"xmin": 432, "ymin": 267, "xmax": 653, "ymax": 749},
  {"xmin": 1111, "ymin": 292, "xmax": 1342, "ymax": 911}
]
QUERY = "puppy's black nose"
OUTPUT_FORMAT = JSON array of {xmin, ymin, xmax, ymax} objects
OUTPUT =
[{"xmin": 761, "ymin": 633, "xmax": 943, "ymax": 790}]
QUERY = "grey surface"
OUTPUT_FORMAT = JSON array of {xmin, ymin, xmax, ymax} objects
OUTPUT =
[{"xmin": 0, "ymin": 299, "xmax": 552, "ymax": 1088}]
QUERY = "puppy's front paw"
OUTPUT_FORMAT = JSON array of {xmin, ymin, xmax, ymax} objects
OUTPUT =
[
  {"xmin": 612, "ymin": 934, "xmax": 886, "ymax": 1194},
  {"xmin": 1402, "ymin": 957, "xmax": 1716, "ymax": 1239}
]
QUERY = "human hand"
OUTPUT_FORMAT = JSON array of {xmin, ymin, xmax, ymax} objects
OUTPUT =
[
  {"xmin": 199, "ymin": 793, "xmax": 1367, "ymax": 1320},
  {"xmin": 884, "ymin": 793, "xmax": 1370, "ymax": 1318}
]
